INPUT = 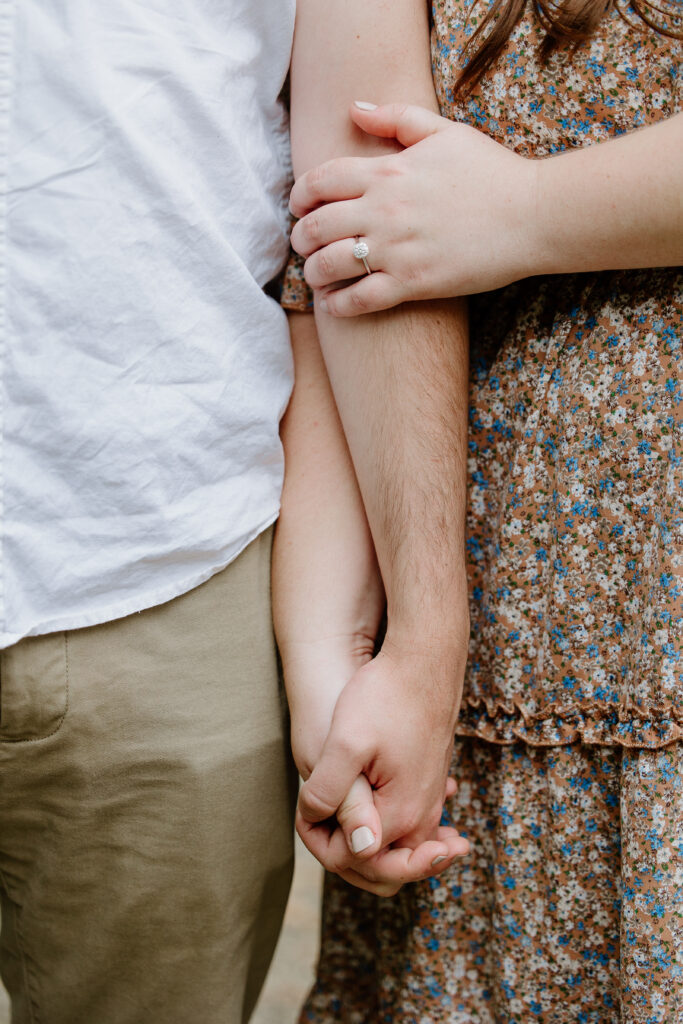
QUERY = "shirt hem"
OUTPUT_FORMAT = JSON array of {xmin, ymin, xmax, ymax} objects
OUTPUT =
[{"xmin": 1, "ymin": 511, "xmax": 279, "ymax": 648}]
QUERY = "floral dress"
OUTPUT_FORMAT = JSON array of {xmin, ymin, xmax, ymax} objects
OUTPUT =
[{"xmin": 283, "ymin": 1, "xmax": 683, "ymax": 1020}]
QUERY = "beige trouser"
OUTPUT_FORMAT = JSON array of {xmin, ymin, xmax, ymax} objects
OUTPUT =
[{"xmin": 0, "ymin": 528, "xmax": 296, "ymax": 1024}]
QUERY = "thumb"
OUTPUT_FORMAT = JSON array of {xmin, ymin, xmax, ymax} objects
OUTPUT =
[
  {"xmin": 335, "ymin": 775, "xmax": 382, "ymax": 859},
  {"xmin": 349, "ymin": 100, "xmax": 448, "ymax": 147},
  {"xmin": 298, "ymin": 730, "xmax": 368, "ymax": 824}
]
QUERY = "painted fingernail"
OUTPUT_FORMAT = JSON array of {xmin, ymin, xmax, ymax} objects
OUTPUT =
[
  {"xmin": 354, "ymin": 100, "xmax": 378, "ymax": 111},
  {"xmin": 351, "ymin": 826, "xmax": 375, "ymax": 853},
  {"xmin": 431, "ymin": 855, "xmax": 447, "ymax": 866},
  {"xmin": 319, "ymin": 297, "xmax": 329, "ymax": 314}
]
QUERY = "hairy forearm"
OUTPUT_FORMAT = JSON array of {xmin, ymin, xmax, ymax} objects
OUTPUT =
[
  {"xmin": 314, "ymin": 298, "xmax": 469, "ymax": 645},
  {"xmin": 533, "ymin": 113, "xmax": 683, "ymax": 276}
]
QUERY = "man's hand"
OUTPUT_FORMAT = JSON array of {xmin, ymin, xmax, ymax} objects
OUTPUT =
[
  {"xmin": 299, "ymin": 636, "xmax": 467, "ymax": 846},
  {"xmin": 283, "ymin": 634, "xmax": 470, "ymax": 896},
  {"xmin": 295, "ymin": 620, "xmax": 470, "ymax": 887}
]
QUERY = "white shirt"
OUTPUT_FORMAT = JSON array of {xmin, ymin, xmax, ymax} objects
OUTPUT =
[{"xmin": 1, "ymin": 0, "xmax": 296, "ymax": 647}]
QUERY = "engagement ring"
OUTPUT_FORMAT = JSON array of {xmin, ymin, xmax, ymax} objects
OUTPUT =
[{"xmin": 352, "ymin": 237, "xmax": 372, "ymax": 275}]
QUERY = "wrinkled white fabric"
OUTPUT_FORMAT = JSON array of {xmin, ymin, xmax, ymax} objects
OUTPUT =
[{"xmin": 0, "ymin": 0, "xmax": 296, "ymax": 646}]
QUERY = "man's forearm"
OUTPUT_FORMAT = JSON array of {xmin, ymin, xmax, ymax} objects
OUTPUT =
[
  {"xmin": 287, "ymin": 0, "xmax": 471, "ymax": 855},
  {"xmin": 314, "ymin": 298, "xmax": 469, "ymax": 650}
]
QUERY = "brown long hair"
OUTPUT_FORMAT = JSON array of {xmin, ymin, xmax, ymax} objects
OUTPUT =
[{"xmin": 455, "ymin": 0, "xmax": 682, "ymax": 96}]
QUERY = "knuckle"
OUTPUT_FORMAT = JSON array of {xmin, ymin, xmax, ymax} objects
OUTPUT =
[
  {"xmin": 290, "ymin": 221, "xmax": 304, "ymax": 255},
  {"xmin": 332, "ymin": 729, "xmax": 365, "ymax": 761},
  {"xmin": 348, "ymin": 289, "xmax": 370, "ymax": 314},
  {"xmin": 401, "ymin": 802, "xmax": 445, "ymax": 843},
  {"xmin": 322, "ymin": 293, "xmax": 337, "ymax": 315},
  {"xmin": 327, "ymin": 850, "xmax": 352, "ymax": 876},
  {"xmin": 336, "ymin": 797, "xmax": 365, "ymax": 824},
  {"xmin": 376, "ymin": 197, "xmax": 396, "ymax": 221},
  {"xmin": 289, "ymin": 192, "xmax": 305, "ymax": 221},
  {"xmin": 301, "ymin": 212, "xmax": 321, "ymax": 246},
  {"xmin": 401, "ymin": 257, "xmax": 424, "ymax": 287},
  {"xmin": 306, "ymin": 163, "xmax": 327, "ymax": 200},
  {"xmin": 377, "ymin": 159, "xmax": 403, "ymax": 182},
  {"xmin": 426, "ymin": 805, "xmax": 444, "ymax": 835},
  {"xmin": 318, "ymin": 248, "xmax": 336, "ymax": 280},
  {"xmin": 299, "ymin": 786, "xmax": 335, "ymax": 822},
  {"xmin": 397, "ymin": 809, "xmax": 421, "ymax": 837},
  {"xmin": 349, "ymin": 862, "xmax": 377, "ymax": 884}
]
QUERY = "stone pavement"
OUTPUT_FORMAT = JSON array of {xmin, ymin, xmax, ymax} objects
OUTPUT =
[{"xmin": 0, "ymin": 840, "xmax": 322, "ymax": 1024}]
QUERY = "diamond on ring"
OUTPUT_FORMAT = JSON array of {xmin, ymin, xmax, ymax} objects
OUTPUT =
[
  {"xmin": 353, "ymin": 237, "xmax": 372, "ymax": 275},
  {"xmin": 353, "ymin": 240, "xmax": 370, "ymax": 260}
]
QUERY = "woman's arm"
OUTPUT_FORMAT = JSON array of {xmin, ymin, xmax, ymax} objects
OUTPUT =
[
  {"xmin": 289, "ymin": 2, "xmax": 471, "ymax": 858},
  {"xmin": 290, "ymin": 103, "xmax": 683, "ymax": 316},
  {"xmin": 273, "ymin": 314, "xmax": 383, "ymax": 786},
  {"xmin": 534, "ymin": 111, "xmax": 683, "ymax": 273}
]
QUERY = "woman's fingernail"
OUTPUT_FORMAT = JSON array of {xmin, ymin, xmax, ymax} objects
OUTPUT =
[
  {"xmin": 431, "ymin": 855, "xmax": 447, "ymax": 866},
  {"xmin": 351, "ymin": 826, "xmax": 375, "ymax": 853},
  {"xmin": 319, "ymin": 297, "xmax": 329, "ymax": 314},
  {"xmin": 354, "ymin": 100, "xmax": 378, "ymax": 111}
]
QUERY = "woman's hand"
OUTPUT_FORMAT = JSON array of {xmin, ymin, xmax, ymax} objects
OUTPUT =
[
  {"xmin": 290, "ymin": 102, "xmax": 536, "ymax": 315},
  {"xmin": 291, "ymin": 103, "xmax": 683, "ymax": 316}
]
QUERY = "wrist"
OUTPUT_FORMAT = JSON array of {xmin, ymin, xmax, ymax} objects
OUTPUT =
[
  {"xmin": 382, "ymin": 570, "xmax": 470, "ymax": 660},
  {"xmin": 529, "ymin": 153, "xmax": 561, "ymax": 277},
  {"xmin": 512, "ymin": 152, "xmax": 551, "ymax": 281},
  {"xmin": 383, "ymin": 601, "xmax": 470, "ymax": 672},
  {"xmin": 378, "ymin": 628, "xmax": 468, "ymax": 735},
  {"xmin": 382, "ymin": 625, "xmax": 469, "ymax": 665},
  {"xmin": 279, "ymin": 634, "xmax": 376, "ymax": 725},
  {"xmin": 281, "ymin": 636, "xmax": 375, "ymax": 779}
]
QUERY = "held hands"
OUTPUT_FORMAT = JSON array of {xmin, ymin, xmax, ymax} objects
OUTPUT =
[
  {"xmin": 284, "ymin": 633, "xmax": 470, "ymax": 896},
  {"xmin": 290, "ymin": 102, "xmax": 538, "ymax": 315}
]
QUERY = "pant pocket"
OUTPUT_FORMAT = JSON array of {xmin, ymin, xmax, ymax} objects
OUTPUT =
[{"xmin": 0, "ymin": 632, "xmax": 69, "ymax": 742}]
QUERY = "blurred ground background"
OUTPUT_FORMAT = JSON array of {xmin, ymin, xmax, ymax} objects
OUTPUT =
[
  {"xmin": 252, "ymin": 839, "xmax": 322, "ymax": 1023},
  {"xmin": 0, "ymin": 840, "xmax": 322, "ymax": 1024}
]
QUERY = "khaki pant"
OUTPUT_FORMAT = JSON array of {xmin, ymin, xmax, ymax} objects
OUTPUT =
[{"xmin": 0, "ymin": 528, "xmax": 296, "ymax": 1024}]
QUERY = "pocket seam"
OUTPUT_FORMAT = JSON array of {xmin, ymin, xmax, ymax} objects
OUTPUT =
[{"xmin": 0, "ymin": 632, "xmax": 70, "ymax": 745}]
